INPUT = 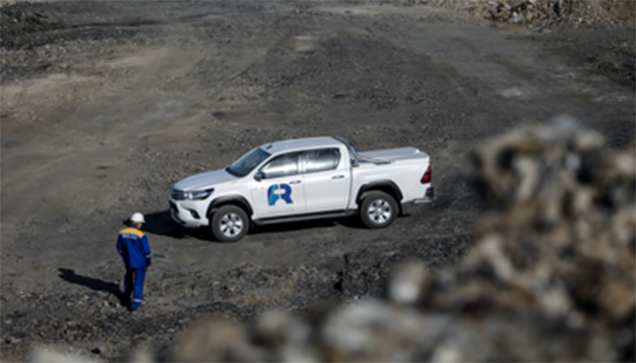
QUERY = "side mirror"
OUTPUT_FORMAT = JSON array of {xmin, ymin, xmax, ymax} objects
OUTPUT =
[{"xmin": 254, "ymin": 171, "xmax": 265, "ymax": 181}]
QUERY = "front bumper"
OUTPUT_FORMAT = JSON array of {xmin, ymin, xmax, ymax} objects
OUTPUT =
[
  {"xmin": 169, "ymin": 200, "xmax": 208, "ymax": 227},
  {"xmin": 412, "ymin": 187, "xmax": 436, "ymax": 204}
]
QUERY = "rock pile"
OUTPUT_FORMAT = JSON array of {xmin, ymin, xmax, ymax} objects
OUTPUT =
[
  {"xmin": 488, "ymin": 0, "xmax": 635, "ymax": 26},
  {"xmin": 424, "ymin": 0, "xmax": 636, "ymax": 27},
  {"xmin": 31, "ymin": 120, "xmax": 635, "ymax": 362}
]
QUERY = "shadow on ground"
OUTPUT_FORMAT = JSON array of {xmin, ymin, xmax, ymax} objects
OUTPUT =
[
  {"xmin": 141, "ymin": 210, "xmax": 213, "ymax": 240},
  {"xmin": 142, "ymin": 209, "xmax": 372, "ymax": 242},
  {"xmin": 250, "ymin": 214, "xmax": 374, "ymax": 234},
  {"xmin": 58, "ymin": 268, "xmax": 123, "ymax": 301},
  {"xmin": 142, "ymin": 209, "xmax": 419, "ymax": 242}
]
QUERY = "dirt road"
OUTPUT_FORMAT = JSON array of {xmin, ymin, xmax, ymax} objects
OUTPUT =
[{"xmin": 1, "ymin": 1, "xmax": 634, "ymax": 360}]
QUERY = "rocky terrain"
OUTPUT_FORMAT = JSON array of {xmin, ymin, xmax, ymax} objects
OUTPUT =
[
  {"xmin": 123, "ymin": 122, "xmax": 636, "ymax": 362},
  {"xmin": 1, "ymin": 1, "xmax": 634, "ymax": 361},
  {"xmin": 24, "ymin": 114, "xmax": 636, "ymax": 363}
]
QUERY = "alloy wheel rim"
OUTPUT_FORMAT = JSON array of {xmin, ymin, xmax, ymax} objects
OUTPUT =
[
  {"xmin": 220, "ymin": 212, "xmax": 243, "ymax": 237},
  {"xmin": 367, "ymin": 199, "xmax": 391, "ymax": 224}
]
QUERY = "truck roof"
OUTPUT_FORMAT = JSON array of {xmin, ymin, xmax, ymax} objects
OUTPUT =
[{"xmin": 260, "ymin": 136, "xmax": 342, "ymax": 155}]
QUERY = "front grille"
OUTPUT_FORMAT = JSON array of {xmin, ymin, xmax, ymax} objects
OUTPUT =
[{"xmin": 171, "ymin": 188, "xmax": 185, "ymax": 200}]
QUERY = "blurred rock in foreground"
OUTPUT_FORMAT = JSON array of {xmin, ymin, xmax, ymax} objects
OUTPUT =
[{"xmin": 32, "ymin": 121, "xmax": 635, "ymax": 362}]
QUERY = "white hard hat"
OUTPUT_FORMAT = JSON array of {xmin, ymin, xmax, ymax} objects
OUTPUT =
[{"xmin": 130, "ymin": 212, "xmax": 145, "ymax": 224}]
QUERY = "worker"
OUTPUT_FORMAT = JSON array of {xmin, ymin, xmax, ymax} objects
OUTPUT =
[{"xmin": 117, "ymin": 212, "xmax": 151, "ymax": 312}]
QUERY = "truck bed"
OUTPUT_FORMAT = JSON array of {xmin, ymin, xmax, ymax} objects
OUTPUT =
[{"xmin": 358, "ymin": 147, "xmax": 428, "ymax": 164}]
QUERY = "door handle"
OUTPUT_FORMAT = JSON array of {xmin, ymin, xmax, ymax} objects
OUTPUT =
[
  {"xmin": 332, "ymin": 175, "xmax": 345, "ymax": 179},
  {"xmin": 289, "ymin": 180, "xmax": 302, "ymax": 185}
]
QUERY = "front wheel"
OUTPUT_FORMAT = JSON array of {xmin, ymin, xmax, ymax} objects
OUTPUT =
[
  {"xmin": 359, "ymin": 191, "xmax": 398, "ymax": 229},
  {"xmin": 211, "ymin": 205, "xmax": 249, "ymax": 242}
]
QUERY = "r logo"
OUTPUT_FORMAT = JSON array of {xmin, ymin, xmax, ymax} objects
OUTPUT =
[{"xmin": 267, "ymin": 184, "xmax": 293, "ymax": 206}]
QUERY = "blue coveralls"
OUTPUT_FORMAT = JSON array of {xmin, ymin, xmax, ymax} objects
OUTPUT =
[{"xmin": 117, "ymin": 226, "xmax": 151, "ymax": 311}]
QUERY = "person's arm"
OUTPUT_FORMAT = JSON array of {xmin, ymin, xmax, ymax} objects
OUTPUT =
[
  {"xmin": 116, "ymin": 235, "xmax": 123, "ymax": 255},
  {"xmin": 142, "ymin": 235, "xmax": 151, "ymax": 268}
]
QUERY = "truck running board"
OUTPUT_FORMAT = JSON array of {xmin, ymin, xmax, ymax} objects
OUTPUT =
[{"xmin": 253, "ymin": 210, "xmax": 357, "ymax": 226}]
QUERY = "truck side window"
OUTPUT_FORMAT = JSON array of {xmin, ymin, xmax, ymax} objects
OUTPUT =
[
  {"xmin": 261, "ymin": 152, "xmax": 299, "ymax": 179},
  {"xmin": 304, "ymin": 148, "xmax": 340, "ymax": 173}
]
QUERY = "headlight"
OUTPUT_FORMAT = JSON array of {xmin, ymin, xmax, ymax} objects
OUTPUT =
[
  {"xmin": 184, "ymin": 189, "xmax": 214, "ymax": 200},
  {"xmin": 172, "ymin": 188, "xmax": 214, "ymax": 201}
]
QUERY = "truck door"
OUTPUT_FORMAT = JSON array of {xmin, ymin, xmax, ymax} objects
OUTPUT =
[
  {"xmin": 251, "ymin": 152, "xmax": 306, "ymax": 218},
  {"xmin": 301, "ymin": 148, "xmax": 349, "ymax": 213}
]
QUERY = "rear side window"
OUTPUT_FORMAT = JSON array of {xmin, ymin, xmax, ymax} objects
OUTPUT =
[
  {"xmin": 261, "ymin": 152, "xmax": 300, "ymax": 179},
  {"xmin": 304, "ymin": 148, "xmax": 341, "ymax": 173}
]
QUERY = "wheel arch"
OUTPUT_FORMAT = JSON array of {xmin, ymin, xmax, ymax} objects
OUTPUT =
[
  {"xmin": 356, "ymin": 181, "xmax": 403, "ymax": 213},
  {"xmin": 206, "ymin": 195, "xmax": 253, "ymax": 219}
]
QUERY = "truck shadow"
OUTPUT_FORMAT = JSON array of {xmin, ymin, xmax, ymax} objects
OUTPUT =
[
  {"xmin": 251, "ymin": 219, "xmax": 338, "ymax": 235},
  {"xmin": 142, "ymin": 210, "xmax": 213, "ymax": 240},
  {"xmin": 58, "ymin": 268, "xmax": 123, "ymax": 302},
  {"xmin": 142, "ymin": 209, "xmax": 370, "ymax": 242},
  {"xmin": 251, "ymin": 215, "xmax": 366, "ymax": 235}
]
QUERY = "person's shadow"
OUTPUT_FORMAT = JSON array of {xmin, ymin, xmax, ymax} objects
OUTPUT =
[{"xmin": 58, "ymin": 268, "xmax": 124, "ymax": 304}]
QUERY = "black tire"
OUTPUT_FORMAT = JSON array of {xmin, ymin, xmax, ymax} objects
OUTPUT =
[
  {"xmin": 359, "ymin": 191, "xmax": 398, "ymax": 229},
  {"xmin": 211, "ymin": 205, "xmax": 249, "ymax": 242}
]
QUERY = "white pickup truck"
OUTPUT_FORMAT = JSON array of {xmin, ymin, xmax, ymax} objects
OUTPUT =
[{"xmin": 169, "ymin": 136, "xmax": 435, "ymax": 242}]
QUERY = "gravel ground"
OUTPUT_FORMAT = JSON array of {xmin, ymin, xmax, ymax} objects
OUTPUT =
[{"xmin": 1, "ymin": 1, "xmax": 634, "ymax": 361}]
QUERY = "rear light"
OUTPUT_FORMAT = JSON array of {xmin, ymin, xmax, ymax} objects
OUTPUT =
[{"xmin": 421, "ymin": 165, "xmax": 432, "ymax": 184}]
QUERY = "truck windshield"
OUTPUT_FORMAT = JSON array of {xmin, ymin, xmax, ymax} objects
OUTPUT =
[{"xmin": 226, "ymin": 147, "xmax": 271, "ymax": 177}]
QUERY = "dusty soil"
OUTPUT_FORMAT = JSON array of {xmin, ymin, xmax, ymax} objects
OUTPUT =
[{"xmin": 1, "ymin": 1, "xmax": 634, "ymax": 361}]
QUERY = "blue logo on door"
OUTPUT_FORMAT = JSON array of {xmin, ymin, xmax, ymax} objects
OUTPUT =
[{"xmin": 267, "ymin": 184, "xmax": 293, "ymax": 206}]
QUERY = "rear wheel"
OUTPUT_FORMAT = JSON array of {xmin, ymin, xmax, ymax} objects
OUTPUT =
[
  {"xmin": 211, "ymin": 205, "xmax": 249, "ymax": 242},
  {"xmin": 360, "ymin": 191, "xmax": 398, "ymax": 229}
]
